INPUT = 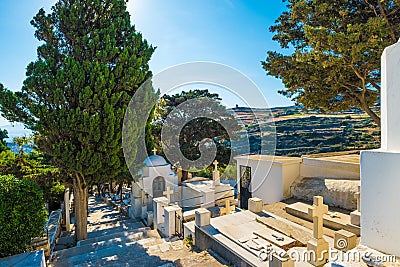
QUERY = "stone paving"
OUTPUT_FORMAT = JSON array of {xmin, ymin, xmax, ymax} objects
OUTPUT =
[{"xmin": 51, "ymin": 197, "xmax": 226, "ymax": 267}]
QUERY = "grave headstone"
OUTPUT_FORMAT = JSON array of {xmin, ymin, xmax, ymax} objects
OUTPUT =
[
  {"xmin": 163, "ymin": 186, "xmax": 174, "ymax": 204},
  {"xmin": 307, "ymin": 196, "xmax": 329, "ymax": 266},
  {"xmin": 212, "ymin": 160, "xmax": 220, "ymax": 186}
]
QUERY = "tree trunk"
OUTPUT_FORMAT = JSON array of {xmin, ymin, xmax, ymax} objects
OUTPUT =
[
  {"xmin": 362, "ymin": 103, "xmax": 381, "ymax": 126},
  {"xmin": 97, "ymin": 184, "xmax": 101, "ymax": 197},
  {"xmin": 182, "ymin": 170, "xmax": 189, "ymax": 181},
  {"xmin": 118, "ymin": 182, "xmax": 123, "ymax": 199},
  {"xmin": 73, "ymin": 173, "xmax": 88, "ymax": 241}
]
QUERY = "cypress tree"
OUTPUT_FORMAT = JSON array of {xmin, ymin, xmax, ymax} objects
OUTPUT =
[{"xmin": 0, "ymin": 0, "xmax": 156, "ymax": 240}]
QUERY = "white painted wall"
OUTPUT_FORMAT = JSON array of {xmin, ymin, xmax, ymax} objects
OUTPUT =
[
  {"xmin": 235, "ymin": 156, "xmax": 301, "ymax": 205},
  {"xmin": 142, "ymin": 165, "xmax": 178, "ymax": 199},
  {"xmin": 361, "ymin": 150, "xmax": 400, "ymax": 256},
  {"xmin": 301, "ymin": 157, "xmax": 359, "ymax": 180},
  {"xmin": 282, "ymin": 162, "xmax": 302, "ymax": 198}
]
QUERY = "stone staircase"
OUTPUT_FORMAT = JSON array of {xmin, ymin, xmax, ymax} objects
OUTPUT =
[{"xmin": 49, "ymin": 198, "xmax": 171, "ymax": 267}]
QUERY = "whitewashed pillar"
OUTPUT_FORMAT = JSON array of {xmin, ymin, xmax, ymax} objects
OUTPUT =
[
  {"xmin": 163, "ymin": 205, "xmax": 182, "ymax": 237},
  {"xmin": 361, "ymin": 40, "xmax": 400, "ymax": 256},
  {"xmin": 153, "ymin": 197, "xmax": 169, "ymax": 230},
  {"xmin": 64, "ymin": 188, "xmax": 70, "ymax": 231}
]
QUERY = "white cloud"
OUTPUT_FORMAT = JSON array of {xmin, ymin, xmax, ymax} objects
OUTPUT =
[{"xmin": 0, "ymin": 116, "xmax": 10, "ymax": 127}]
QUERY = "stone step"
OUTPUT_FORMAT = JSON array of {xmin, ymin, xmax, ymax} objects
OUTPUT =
[
  {"xmin": 78, "ymin": 226, "xmax": 150, "ymax": 247},
  {"xmin": 87, "ymin": 221, "xmax": 145, "ymax": 239},
  {"xmin": 69, "ymin": 239, "xmax": 171, "ymax": 267},
  {"xmin": 55, "ymin": 238, "xmax": 160, "ymax": 267},
  {"xmin": 285, "ymin": 202, "xmax": 360, "ymax": 235},
  {"xmin": 53, "ymin": 231, "xmax": 145, "ymax": 260},
  {"xmin": 87, "ymin": 218, "xmax": 142, "ymax": 230},
  {"xmin": 87, "ymin": 217, "xmax": 138, "ymax": 226}
]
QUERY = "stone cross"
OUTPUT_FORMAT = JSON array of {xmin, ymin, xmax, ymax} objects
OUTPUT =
[
  {"xmin": 152, "ymin": 148, "xmax": 157, "ymax": 155},
  {"xmin": 308, "ymin": 196, "xmax": 328, "ymax": 239},
  {"xmin": 212, "ymin": 160, "xmax": 220, "ymax": 186},
  {"xmin": 163, "ymin": 186, "xmax": 174, "ymax": 203},
  {"xmin": 355, "ymin": 185, "xmax": 360, "ymax": 212},
  {"xmin": 213, "ymin": 160, "xmax": 219, "ymax": 172},
  {"xmin": 220, "ymin": 199, "xmax": 235, "ymax": 215}
]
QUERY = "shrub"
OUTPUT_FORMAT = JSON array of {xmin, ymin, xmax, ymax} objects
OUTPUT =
[
  {"xmin": 221, "ymin": 164, "xmax": 237, "ymax": 180},
  {"xmin": 183, "ymin": 235, "xmax": 193, "ymax": 247},
  {"xmin": 0, "ymin": 175, "xmax": 48, "ymax": 257}
]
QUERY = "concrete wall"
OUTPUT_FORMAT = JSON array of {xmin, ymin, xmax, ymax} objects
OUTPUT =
[
  {"xmin": 300, "ymin": 157, "xmax": 359, "ymax": 180},
  {"xmin": 361, "ymin": 150, "xmax": 400, "ymax": 256},
  {"xmin": 282, "ymin": 162, "xmax": 302, "ymax": 198}
]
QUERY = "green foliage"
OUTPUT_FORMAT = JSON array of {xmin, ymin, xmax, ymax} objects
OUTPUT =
[
  {"xmin": 0, "ymin": 0, "xmax": 156, "ymax": 239},
  {"xmin": 263, "ymin": 0, "xmax": 400, "ymax": 125},
  {"xmin": 0, "ymin": 0, "xmax": 155, "ymax": 182},
  {"xmin": 183, "ymin": 234, "xmax": 193, "ymax": 247},
  {"xmin": 0, "ymin": 129, "xmax": 8, "ymax": 153},
  {"xmin": 221, "ymin": 164, "xmax": 237, "ymax": 180},
  {"xmin": 0, "ymin": 174, "xmax": 47, "ymax": 257},
  {"xmin": 0, "ymin": 149, "xmax": 64, "ymax": 210},
  {"xmin": 194, "ymin": 167, "xmax": 212, "ymax": 178},
  {"xmin": 13, "ymin": 135, "xmax": 33, "ymax": 155},
  {"xmin": 152, "ymin": 89, "xmax": 241, "ymax": 171}
]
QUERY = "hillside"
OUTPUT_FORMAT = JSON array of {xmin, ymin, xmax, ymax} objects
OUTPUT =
[{"xmin": 230, "ymin": 106, "xmax": 380, "ymax": 156}]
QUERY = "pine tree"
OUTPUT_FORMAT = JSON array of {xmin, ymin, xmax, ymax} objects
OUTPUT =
[
  {"xmin": 152, "ymin": 89, "xmax": 241, "ymax": 180},
  {"xmin": 263, "ymin": 0, "xmax": 400, "ymax": 125},
  {"xmin": 0, "ymin": 0, "xmax": 156, "ymax": 240}
]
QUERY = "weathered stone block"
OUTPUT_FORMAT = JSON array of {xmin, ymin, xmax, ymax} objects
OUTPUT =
[
  {"xmin": 195, "ymin": 208, "xmax": 211, "ymax": 227},
  {"xmin": 350, "ymin": 210, "xmax": 360, "ymax": 226},
  {"xmin": 248, "ymin": 197, "xmax": 263, "ymax": 213},
  {"xmin": 307, "ymin": 238, "xmax": 329, "ymax": 266},
  {"xmin": 269, "ymin": 252, "xmax": 294, "ymax": 267},
  {"xmin": 334, "ymin": 229, "xmax": 357, "ymax": 252}
]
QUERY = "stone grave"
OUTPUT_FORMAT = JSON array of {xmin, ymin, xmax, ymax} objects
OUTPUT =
[{"xmin": 307, "ymin": 196, "xmax": 329, "ymax": 266}]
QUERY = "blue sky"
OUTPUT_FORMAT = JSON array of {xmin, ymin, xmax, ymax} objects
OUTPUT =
[{"xmin": 0, "ymin": 0, "xmax": 292, "ymax": 138}]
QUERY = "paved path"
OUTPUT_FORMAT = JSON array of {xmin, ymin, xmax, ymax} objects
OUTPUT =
[{"xmin": 51, "ymin": 197, "xmax": 226, "ymax": 267}]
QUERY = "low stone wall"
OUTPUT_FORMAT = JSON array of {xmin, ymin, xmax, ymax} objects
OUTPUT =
[
  {"xmin": 300, "ymin": 156, "xmax": 360, "ymax": 180},
  {"xmin": 195, "ymin": 225, "xmax": 254, "ymax": 267},
  {"xmin": 291, "ymin": 177, "xmax": 359, "ymax": 210},
  {"xmin": 0, "ymin": 250, "xmax": 46, "ymax": 267}
]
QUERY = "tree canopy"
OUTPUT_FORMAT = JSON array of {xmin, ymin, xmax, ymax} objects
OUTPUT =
[
  {"xmin": 152, "ymin": 89, "xmax": 241, "ymax": 180},
  {"xmin": 263, "ymin": 0, "xmax": 400, "ymax": 125},
  {"xmin": 0, "ymin": 0, "xmax": 156, "ymax": 240}
]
